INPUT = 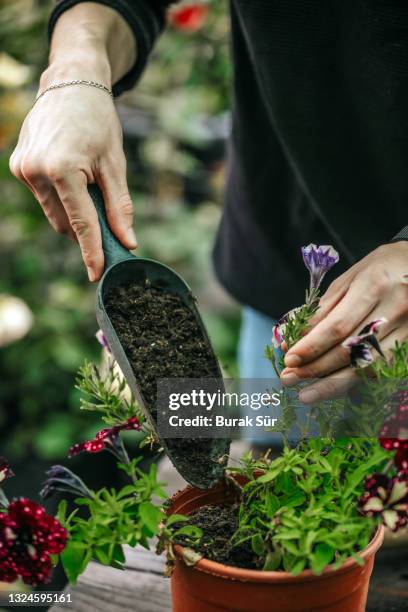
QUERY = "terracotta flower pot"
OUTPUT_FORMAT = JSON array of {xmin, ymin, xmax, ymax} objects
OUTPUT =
[{"xmin": 168, "ymin": 476, "xmax": 384, "ymax": 612}]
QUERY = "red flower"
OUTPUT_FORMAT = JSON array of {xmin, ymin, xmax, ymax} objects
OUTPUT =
[
  {"xmin": 359, "ymin": 472, "xmax": 408, "ymax": 532},
  {"xmin": 380, "ymin": 438, "xmax": 408, "ymax": 475},
  {"xmin": 0, "ymin": 458, "xmax": 14, "ymax": 483},
  {"xmin": 0, "ymin": 499, "xmax": 67, "ymax": 585},
  {"xmin": 169, "ymin": 4, "xmax": 209, "ymax": 32},
  {"xmin": 69, "ymin": 416, "xmax": 141, "ymax": 457}
]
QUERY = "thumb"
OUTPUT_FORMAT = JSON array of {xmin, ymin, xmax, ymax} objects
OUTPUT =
[{"xmin": 99, "ymin": 159, "xmax": 137, "ymax": 250}]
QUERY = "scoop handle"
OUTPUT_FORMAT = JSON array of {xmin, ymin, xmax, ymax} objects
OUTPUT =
[{"xmin": 88, "ymin": 184, "xmax": 134, "ymax": 270}]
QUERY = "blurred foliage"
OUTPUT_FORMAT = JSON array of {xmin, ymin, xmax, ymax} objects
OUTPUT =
[{"xmin": 0, "ymin": 0, "xmax": 239, "ymax": 464}]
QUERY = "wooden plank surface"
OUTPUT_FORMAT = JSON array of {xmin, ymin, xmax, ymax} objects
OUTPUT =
[{"xmin": 50, "ymin": 548, "xmax": 170, "ymax": 612}]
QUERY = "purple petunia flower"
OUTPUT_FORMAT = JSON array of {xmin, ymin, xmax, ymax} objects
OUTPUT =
[
  {"xmin": 95, "ymin": 329, "xmax": 111, "ymax": 353},
  {"xmin": 301, "ymin": 244, "xmax": 339, "ymax": 290},
  {"xmin": 342, "ymin": 318, "xmax": 387, "ymax": 368},
  {"xmin": 40, "ymin": 465, "xmax": 92, "ymax": 500}
]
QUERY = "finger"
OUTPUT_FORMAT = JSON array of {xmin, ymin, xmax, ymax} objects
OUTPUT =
[
  {"xmin": 284, "ymin": 315, "xmax": 396, "ymax": 381},
  {"xmin": 9, "ymin": 151, "xmax": 26, "ymax": 184},
  {"xmin": 281, "ymin": 342, "xmax": 351, "ymax": 382},
  {"xmin": 98, "ymin": 156, "xmax": 137, "ymax": 250},
  {"xmin": 19, "ymin": 158, "xmax": 77, "ymax": 241},
  {"xmin": 297, "ymin": 325, "xmax": 407, "ymax": 404},
  {"xmin": 298, "ymin": 367, "xmax": 357, "ymax": 404},
  {"xmin": 284, "ymin": 276, "xmax": 379, "ymax": 367},
  {"xmin": 36, "ymin": 184, "xmax": 77, "ymax": 241},
  {"xmin": 53, "ymin": 172, "xmax": 104, "ymax": 280}
]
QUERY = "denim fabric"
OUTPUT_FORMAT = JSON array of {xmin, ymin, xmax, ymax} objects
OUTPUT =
[{"xmin": 238, "ymin": 307, "xmax": 283, "ymax": 446}]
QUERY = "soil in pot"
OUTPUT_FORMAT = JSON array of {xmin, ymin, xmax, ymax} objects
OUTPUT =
[
  {"xmin": 174, "ymin": 502, "xmax": 256, "ymax": 569},
  {"xmin": 104, "ymin": 280, "xmax": 223, "ymax": 479}
]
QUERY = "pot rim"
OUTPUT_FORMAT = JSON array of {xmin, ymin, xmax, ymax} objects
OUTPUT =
[{"xmin": 169, "ymin": 482, "xmax": 385, "ymax": 584}]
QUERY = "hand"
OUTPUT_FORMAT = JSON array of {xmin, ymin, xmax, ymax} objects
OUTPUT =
[
  {"xmin": 9, "ymin": 3, "xmax": 137, "ymax": 281},
  {"xmin": 281, "ymin": 242, "xmax": 408, "ymax": 403},
  {"xmin": 9, "ymin": 74, "xmax": 136, "ymax": 281}
]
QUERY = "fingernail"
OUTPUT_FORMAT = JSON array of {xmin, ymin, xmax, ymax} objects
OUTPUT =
[
  {"xmin": 87, "ymin": 268, "xmax": 97, "ymax": 282},
  {"xmin": 299, "ymin": 389, "xmax": 319, "ymax": 404},
  {"xmin": 126, "ymin": 227, "xmax": 138, "ymax": 248},
  {"xmin": 285, "ymin": 354, "xmax": 302, "ymax": 367}
]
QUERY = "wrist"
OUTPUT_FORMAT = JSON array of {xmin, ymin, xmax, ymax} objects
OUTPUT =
[
  {"xmin": 45, "ymin": 3, "xmax": 135, "ymax": 91},
  {"xmin": 40, "ymin": 47, "xmax": 112, "ymax": 92}
]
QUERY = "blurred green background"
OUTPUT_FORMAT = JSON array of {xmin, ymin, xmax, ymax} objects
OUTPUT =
[{"xmin": 0, "ymin": 0, "xmax": 239, "ymax": 484}]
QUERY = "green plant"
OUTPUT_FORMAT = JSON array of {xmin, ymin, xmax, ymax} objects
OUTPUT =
[
  {"xmin": 56, "ymin": 460, "xmax": 166, "ymax": 583},
  {"xmin": 34, "ymin": 347, "xmax": 201, "ymax": 583},
  {"xmin": 229, "ymin": 438, "xmax": 390, "ymax": 574}
]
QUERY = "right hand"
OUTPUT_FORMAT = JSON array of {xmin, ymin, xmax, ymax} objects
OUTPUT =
[{"xmin": 9, "ymin": 76, "xmax": 137, "ymax": 281}]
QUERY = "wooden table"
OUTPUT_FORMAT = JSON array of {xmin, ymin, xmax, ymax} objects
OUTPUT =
[
  {"xmin": 50, "ymin": 545, "xmax": 406, "ymax": 612},
  {"xmin": 51, "ymin": 547, "xmax": 170, "ymax": 612}
]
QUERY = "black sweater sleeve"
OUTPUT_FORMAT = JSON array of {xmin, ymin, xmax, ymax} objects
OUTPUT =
[{"xmin": 48, "ymin": 0, "xmax": 178, "ymax": 96}]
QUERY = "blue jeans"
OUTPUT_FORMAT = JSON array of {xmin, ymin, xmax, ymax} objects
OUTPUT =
[
  {"xmin": 238, "ymin": 307, "xmax": 283, "ymax": 446},
  {"xmin": 238, "ymin": 307, "xmax": 314, "ymax": 447}
]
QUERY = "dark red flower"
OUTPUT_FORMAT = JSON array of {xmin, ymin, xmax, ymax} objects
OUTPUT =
[
  {"xmin": 169, "ymin": 4, "xmax": 209, "ymax": 32},
  {"xmin": 380, "ymin": 438, "xmax": 408, "ymax": 475},
  {"xmin": 359, "ymin": 472, "xmax": 408, "ymax": 532},
  {"xmin": 0, "ymin": 458, "xmax": 14, "ymax": 483},
  {"xmin": 0, "ymin": 499, "xmax": 67, "ymax": 585},
  {"xmin": 69, "ymin": 416, "xmax": 141, "ymax": 457}
]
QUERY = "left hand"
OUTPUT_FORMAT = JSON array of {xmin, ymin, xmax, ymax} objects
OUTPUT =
[{"xmin": 281, "ymin": 242, "xmax": 408, "ymax": 403}]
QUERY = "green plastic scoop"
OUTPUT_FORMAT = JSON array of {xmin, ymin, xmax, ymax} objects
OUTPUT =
[{"xmin": 89, "ymin": 184, "xmax": 230, "ymax": 489}]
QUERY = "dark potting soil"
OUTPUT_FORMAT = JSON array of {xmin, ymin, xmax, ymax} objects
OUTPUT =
[
  {"xmin": 105, "ymin": 281, "xmax": 219, "ymax": 409},
  {"xmin": 174, "ymin": 503, "xmax": 256, "ymax": 569},
  {"xmin": 104, "ymin": 280, "xmax": 226, "ymax": 480}
]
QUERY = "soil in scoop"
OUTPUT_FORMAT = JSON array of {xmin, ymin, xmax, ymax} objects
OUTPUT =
[
  {"xmin": 174, "ymin": 503, "xmax": 256, "ymax": 569},
  {"xmin": 104, "ymin": 280, "xmax": 223, "ymax": 474}
]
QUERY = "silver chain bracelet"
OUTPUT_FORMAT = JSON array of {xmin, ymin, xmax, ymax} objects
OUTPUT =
[{"xmin": 34, "ymin": 80, "xmax": 113, "ymax": 105}]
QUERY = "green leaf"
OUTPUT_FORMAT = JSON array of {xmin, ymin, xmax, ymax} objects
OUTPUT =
[
  {"xmin": 60, "ymin": 542, "xmax": 87, "ymax": 584},
  {"xmin": 175, "ymin": 526, "xmax": 203, "ymax": 540},
  {"xmin": 56, "ymin": 500, "xmax": 67, "ymax": 524},
  {"xmin": 311, "ymin": 543, "xmax": 335, "ymax": 574},
  {"xmin": 251, "ymin": 534, "xmax": 265, "ymax": 556},
  {"xmin": 139, "ymin": 502, "xmax": 162, "ymax": 534},
  {"xmin": 256, "ymin": 469, "xmax": 280, "ymax": 484},
  {"xmin": 282, "ymin": 492, "xmax": 306, "ymax": 508},
  {"xmin": 291, "ymin": 558, "xmax": 306, "ymax": 576},
  {"xmin": 263, "ymin": 550, "xmax": 281, "ymax": 571},
  {"xmin": 265, "ymin": 494, "xmax": 280, "ymax": 516},
  {"xmin": 112, "ymin": 545, "xmax": 126, "ymax": 564},
  {"xmin": 95, "ymin": 547, "xmax": 111, "ymax": 566},
  {"xmin": 116, "ymin": 485, "xmax": 137, "ymax": 500},
  {"xmin": 166, "ymin": 513, "xmax": 190, "ymax": 527},
  {"xmin": 351, "ymin": 552, "xmax": 365, "ymax": 567}
]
